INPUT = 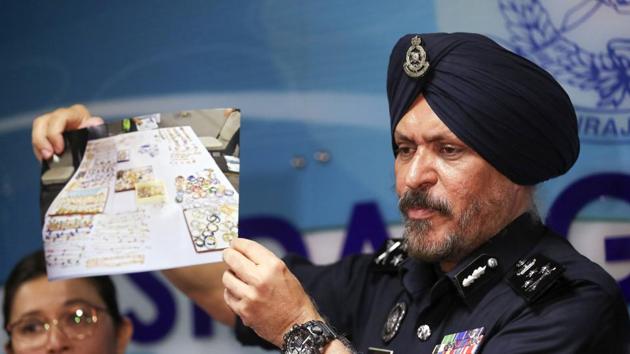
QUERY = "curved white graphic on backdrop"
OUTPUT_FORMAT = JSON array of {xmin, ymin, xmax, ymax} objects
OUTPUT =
[{"xmin": 0, "ymin": 91, "xmax": 387, "ymax": 134}]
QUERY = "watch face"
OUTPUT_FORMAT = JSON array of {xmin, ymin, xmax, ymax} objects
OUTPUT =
[
  {"xmin": 283, "ymin": 321, "xmax": 335, "ymax": 354},
  {"xmin": 284, "ymin": 328, "xmax": 315, "ymax": 354}
]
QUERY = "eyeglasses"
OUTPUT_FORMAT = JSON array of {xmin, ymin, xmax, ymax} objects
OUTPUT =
[{"xmin": 6, "ymin": 303, "xmax": 108, "ymax": 350}]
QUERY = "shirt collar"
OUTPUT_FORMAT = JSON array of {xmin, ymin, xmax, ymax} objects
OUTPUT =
[{"xmin": 401, "ymin": 213, "xmax": 545, "ymax": 306}]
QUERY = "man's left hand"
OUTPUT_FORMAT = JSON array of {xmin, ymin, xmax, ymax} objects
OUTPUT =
[{"xmin": 222, "ymin": 238, "xmax": 322, "ymax": 347}]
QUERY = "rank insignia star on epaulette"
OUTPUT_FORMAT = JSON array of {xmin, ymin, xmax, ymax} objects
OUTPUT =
[
  {"xmin": 373, "ymin": 239, "xmax": 407, "ymax": 271},
  {"xmin": 508, "ymin": 254, "xmax": 564, "ymax": 303}
]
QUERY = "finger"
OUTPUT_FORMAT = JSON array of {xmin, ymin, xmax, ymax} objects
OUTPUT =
[
  {"xmin": 32, "ymin": 114, "xmax": 54, "ymax": 161},
  {"xmin": 33, "ymin": 146, "xmax": 42, "ymax": 162},
  {"xmin": 46, "ymin": 105, "xmax": 93, "ymax": 154},
  {"xmin": 223, "ymin": 288, "xmax": 241, "ymax": 314},
  {"xmin": 46, "ymin": 114, "xmax": 68, "ymax": 155},
  {"xmin": 223, "ymin": 248, "xmax": 259, "ymax": 285},
  {"xmin": 64, "ymin": 104, "xmax": 93, "ymax": 130},
  {"xmin": 222, "ymin": 270, "xmax": 254, "ymax": 300},
  {"xmin": 78, "ymin": 116, "xmax": 104, "ymax": 129},
  {"xmin": 230, "ymin": 238, "xmax": 278, "ymax": 266}
]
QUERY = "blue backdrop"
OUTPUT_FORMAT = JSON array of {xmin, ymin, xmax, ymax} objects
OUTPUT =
[{"xmin": 1, "ymin": 1, "xmax": 628, "ymax": 352}]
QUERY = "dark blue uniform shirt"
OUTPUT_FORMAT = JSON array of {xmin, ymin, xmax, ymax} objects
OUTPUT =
[{"xmin": 235, "ymin": 214, "xmax": 630, "ymax": 353}]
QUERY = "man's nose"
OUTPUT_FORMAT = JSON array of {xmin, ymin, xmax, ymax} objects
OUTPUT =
[{"xmin": 404, "ymin": 150, "xmax": 438, "ymax": 191}]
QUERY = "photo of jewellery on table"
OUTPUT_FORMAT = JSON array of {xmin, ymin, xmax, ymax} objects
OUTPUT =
[{"xmin": 41, "ymin": 108, "xmax": 241, "ymax": 279}]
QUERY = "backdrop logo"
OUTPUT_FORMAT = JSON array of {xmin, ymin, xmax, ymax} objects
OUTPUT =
[{"xmin": 499, "ymin": 0, "xmax": 630, "ymax": 144}]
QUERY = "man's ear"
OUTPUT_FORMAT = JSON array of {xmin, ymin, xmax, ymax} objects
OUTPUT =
[{"xmin": 115, "ymin": 316, "xmax": 133, "ymax": 354}]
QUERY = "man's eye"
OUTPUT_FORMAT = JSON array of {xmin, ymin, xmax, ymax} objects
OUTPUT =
[
  {"xmin": 396, "ymin": 146, "xmax": 415, "ymax": 157},
  {"xmin": 440, "ymin": 145, "xmax": 461, "ymax": 157}
]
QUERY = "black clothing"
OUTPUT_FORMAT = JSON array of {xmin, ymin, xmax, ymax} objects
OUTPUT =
[{"xmin": 236, "ymin": 214, "xmax": 630, "ymax": 353}]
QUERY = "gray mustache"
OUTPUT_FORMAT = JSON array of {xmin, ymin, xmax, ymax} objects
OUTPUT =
[{"xmin": 399, "ymin": 190, "xmax": 452, "ymax": 217}]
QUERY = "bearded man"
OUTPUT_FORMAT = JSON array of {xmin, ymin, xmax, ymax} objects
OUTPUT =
[{"xmin": 32, "ymin": 32, "xmax": 630, "ymax": 353}]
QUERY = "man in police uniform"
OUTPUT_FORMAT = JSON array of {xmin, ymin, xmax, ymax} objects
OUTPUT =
[{"xmin": 32, "ymin": 33, "xmax": 630, "ymax": 353}]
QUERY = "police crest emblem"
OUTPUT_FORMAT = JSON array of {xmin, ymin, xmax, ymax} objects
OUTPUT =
[
  {"xmin": 403, "ymin": 36, "xmax": 430, "ymax": 78},
  {"xmin": 381, "ymin": 301, "xmax": 407, "ymax": 343}
]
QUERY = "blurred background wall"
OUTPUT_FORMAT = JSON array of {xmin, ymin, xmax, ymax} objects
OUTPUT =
[{"xmin": 1, "ymin": 0, "xmax": 628, "ymax": 352}]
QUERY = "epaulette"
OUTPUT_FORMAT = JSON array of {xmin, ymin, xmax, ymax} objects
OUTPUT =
[
  {"xmin": 507, "ymin": 254, "xmax": 565, "ymax": 303},
  {"xmin": 372, "ymin": 238, "xmax": 407, "ymax": 272}
]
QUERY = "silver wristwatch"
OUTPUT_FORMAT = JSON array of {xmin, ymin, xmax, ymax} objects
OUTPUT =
[{"xmin": 281, "ymin": 320, "xmax": 337, "ymax": 354}]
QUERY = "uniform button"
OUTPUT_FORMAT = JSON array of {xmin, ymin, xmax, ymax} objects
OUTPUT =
[
  {"xmin": 417, "ymin": 324, "xmax": 431, "ymax": 341},
  {"xmin": 487, "ymin": 257, "xmax": 499, "ymax": 268}
]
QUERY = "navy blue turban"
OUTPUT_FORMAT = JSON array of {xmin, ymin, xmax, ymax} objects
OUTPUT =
[{"xmin": 387, "ymin": 32, "xmax": 580, "ymax": 185}]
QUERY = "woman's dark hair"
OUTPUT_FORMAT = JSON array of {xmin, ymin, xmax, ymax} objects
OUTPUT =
[{"xmin": 3, "ymin": 249, "xmax": 123, "ymax": 332}]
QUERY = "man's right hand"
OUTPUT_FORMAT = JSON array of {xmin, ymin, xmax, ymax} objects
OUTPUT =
[{"xmin": 32, "ymin": 104, "xmax": 104, "ymax": 161}]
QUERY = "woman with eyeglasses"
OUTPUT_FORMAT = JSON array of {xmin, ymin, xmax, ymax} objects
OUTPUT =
[{"xmin": 3, "ymin": 250, "xmax": 133, "ymax": 354}]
